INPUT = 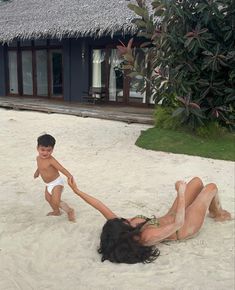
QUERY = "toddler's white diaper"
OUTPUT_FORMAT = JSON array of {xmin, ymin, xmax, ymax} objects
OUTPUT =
[{"xmin": 46, "ymin": 176, "xmax": 64, "ymax": 194}]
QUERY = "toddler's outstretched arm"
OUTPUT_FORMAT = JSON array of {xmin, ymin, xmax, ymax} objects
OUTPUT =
[{"xmin": 50, "ymin": 156, "xmax": 73, "ymax": 180}]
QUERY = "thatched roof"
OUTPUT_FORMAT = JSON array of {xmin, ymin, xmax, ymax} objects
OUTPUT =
[{"xmin": 0, "ymin": 0, "xmax": 147, "ymax": 43}]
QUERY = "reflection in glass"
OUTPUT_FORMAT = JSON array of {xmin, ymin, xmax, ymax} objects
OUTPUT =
[
  {"xmin": 22, "ymin": 50, "xmax": 33, "ymax": 95},
  {"xmin": 129, "ymin": 48, "xmax": 146, "ymax": 103},
  {"xmin": 8, "ymin": 51, "xmax": 18, "ymax": 94},
  {"xmin": 129, "ymin": 77, "xmax": 146, "ymax": 103},
  {"xmin": 36, "ymin": 50, "xmax": 48, "ymax": 96},
  {"xmin": 92, "ymin": 49, "xmax": 106, "ymax": 88},
  {"xmin": 50, "ymin": 50, "xmax": 62, "ymax": 96}
]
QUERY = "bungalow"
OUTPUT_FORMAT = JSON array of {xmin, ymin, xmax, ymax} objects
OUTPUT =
[{"xmin": 0, "ymin": 0, "xmax": 154, "ymax": 106}]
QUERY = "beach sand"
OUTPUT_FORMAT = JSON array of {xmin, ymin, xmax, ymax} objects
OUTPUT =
[{"xmin": 0, "ymin": 108, "xmax": 234, "ymax": 290}]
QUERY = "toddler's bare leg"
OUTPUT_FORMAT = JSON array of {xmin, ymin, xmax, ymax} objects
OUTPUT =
[
  {"xmin": 45, "ymin": 189, "xmax": 61, "ymax": 216},
  {"xmin": 45, "ymin": 186, "xmax": 75, "ymax": 221},
  {"xmin": 60, "ymin": 201, "xmax": 76, "ymax": 222},
  {"xmin": 48, "ymin": 186, "xmax": 63, "ymax": 216},
  {"xmin": 45, "ymin": 188, "xmax": 51, "ymax": 205}
]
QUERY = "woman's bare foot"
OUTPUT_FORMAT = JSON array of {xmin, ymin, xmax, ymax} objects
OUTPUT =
[
  {"xmin": 209, "ymin": 209, "xmax": 232, "ymax": 222},
  {"xmin": 47, "ymin": 211, "xmax": 61, "ymax": 216},
  {"xmin": 67, "ymin": 208, "xmax": 76, "ymax": 222},
  {"xmin": 208, "ymin": 191, "xmax": 231, "ymax": 221}
]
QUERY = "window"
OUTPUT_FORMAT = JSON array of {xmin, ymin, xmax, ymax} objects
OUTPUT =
[{"xmin": 6, "ymin": 40, "xmax": 63, "ymax": 98}]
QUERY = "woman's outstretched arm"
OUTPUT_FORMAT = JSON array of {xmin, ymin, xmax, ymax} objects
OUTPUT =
[
  {"xmin": 68, "ymin": 177, "xmax": 117, "ymax": 220},
  {"xmin": 140, "ymin": 181, "xmax": 186, "ymax": 246}
]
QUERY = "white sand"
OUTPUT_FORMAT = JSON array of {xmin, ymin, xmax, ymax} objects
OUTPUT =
[{"xmin": 0, "ymin": 108, "xmax": 234, "ymax": 290}]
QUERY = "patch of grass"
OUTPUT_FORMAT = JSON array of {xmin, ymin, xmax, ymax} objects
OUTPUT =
[{"xmin": 136, "ymin": 127, "xmax": 235, "ymax": 161}]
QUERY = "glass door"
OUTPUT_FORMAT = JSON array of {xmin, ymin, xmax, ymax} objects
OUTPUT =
[
  {"xmin": 22, "ymin": 50, "xmax": 33, "ymax": 95},
  {"xmin": 8, "ymin": 51, "xmax": 18, "ymax": 94},
  {"xmin": 36, "ymin": 50, "xmax": 48, "ymax": 96},
  {"xmin": 50, "ymin": 50, "xmax": 63, "ymax": 97},
  {"xmin": 107, "ymin": 48, "xmax": 146, "ymax": 104}
]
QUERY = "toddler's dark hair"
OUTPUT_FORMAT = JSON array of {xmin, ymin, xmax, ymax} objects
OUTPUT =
[{"xmin": 37, "ymin": 134, "xmax": 56, "ymax": 147}]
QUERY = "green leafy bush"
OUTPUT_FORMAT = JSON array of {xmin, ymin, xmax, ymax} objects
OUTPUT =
[
  {"xmin": 118, "ymin": 0, "xmax": 235, "ymax": 130},
  {"xmin": 195, "ymin": 121, "xmax": 227, "ymax": 139},
  {"xmin": 154, "ymin": 106, "xmax": 181, "ymax": 129}
]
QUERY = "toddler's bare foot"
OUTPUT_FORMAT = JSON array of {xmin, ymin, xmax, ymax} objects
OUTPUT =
[
  {"xmin": 67, "ymin": 208, "xmax": 76, "ymax": 222},
  {"xmin": 209, "ymin": 209, "xmax": 232, "ymax": 222},
  {"xmin": 47, "ymin": 211, "xmax": 61, "ymax": 216}
]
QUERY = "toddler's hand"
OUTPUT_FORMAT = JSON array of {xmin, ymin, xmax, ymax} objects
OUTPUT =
[{"xmin": 68, "ymin": 176, "xmax": 77, "ymax": 189}]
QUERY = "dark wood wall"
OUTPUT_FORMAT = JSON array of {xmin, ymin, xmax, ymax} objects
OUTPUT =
[{"xmin": 0, "ymin": 34, "xmax": 131, "ymax": 101}]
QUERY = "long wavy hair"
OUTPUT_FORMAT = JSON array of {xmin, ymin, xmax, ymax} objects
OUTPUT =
[{"xmin": 98, "ymin": 218, "xmax": 160, "ymax": 264}]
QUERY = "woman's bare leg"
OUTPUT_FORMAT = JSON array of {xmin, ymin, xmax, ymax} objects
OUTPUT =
[
  {"xmin": 208, "ymin": 191, "xmax": 231, "ymax": 221},
  {"xmin": 166, "ymin": 177, "xmax": 204, "ymax": 216},
  {"xmin": 177, "ymin": 183, "xmax": 231, "ymax": 240}
]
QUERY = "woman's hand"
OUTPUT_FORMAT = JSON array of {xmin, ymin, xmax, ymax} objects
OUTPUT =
[
  {"xmin": 67, "ymin": 178, "xmax": 117, "ymax": 220},
  {"xmin": 177, "ymin": 181, "xmax": 187, "ymax": 196}
]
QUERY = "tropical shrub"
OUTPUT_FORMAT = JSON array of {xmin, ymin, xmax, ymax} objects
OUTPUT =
[
  {"xmin": 154, "ymin": 106, "xmax": 181, "ymax": 129},
  {"xmin": 117, "ymin": 0, "xmax": 235, "ymax": 130},
  {"xmin": 195, "ymin": 121, "xmax": 227, "ymax": 139}
]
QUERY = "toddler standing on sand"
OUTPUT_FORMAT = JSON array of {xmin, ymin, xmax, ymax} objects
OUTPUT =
[{"xmin": 34, "ymin": 134, "xmax": 75, "ymax": 222}]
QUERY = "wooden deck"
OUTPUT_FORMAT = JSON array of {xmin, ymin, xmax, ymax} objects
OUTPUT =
[{"xmin": 0, "ymin": 96, "xmax": 154, "ymax": 125}]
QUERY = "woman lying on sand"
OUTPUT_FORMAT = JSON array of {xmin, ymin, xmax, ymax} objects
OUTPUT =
[{"xmin": 68, "ymin": 177, "xmax": 231, "ymax": 264}]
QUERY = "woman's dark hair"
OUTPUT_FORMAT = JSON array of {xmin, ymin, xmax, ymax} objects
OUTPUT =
[
  {"xmin": 98, "ymin": 218, "xmax": 160, "ymax": 264},
  {"xmin": 37, "ymin": 134, "xmax": 56, "ymax": 148}
]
